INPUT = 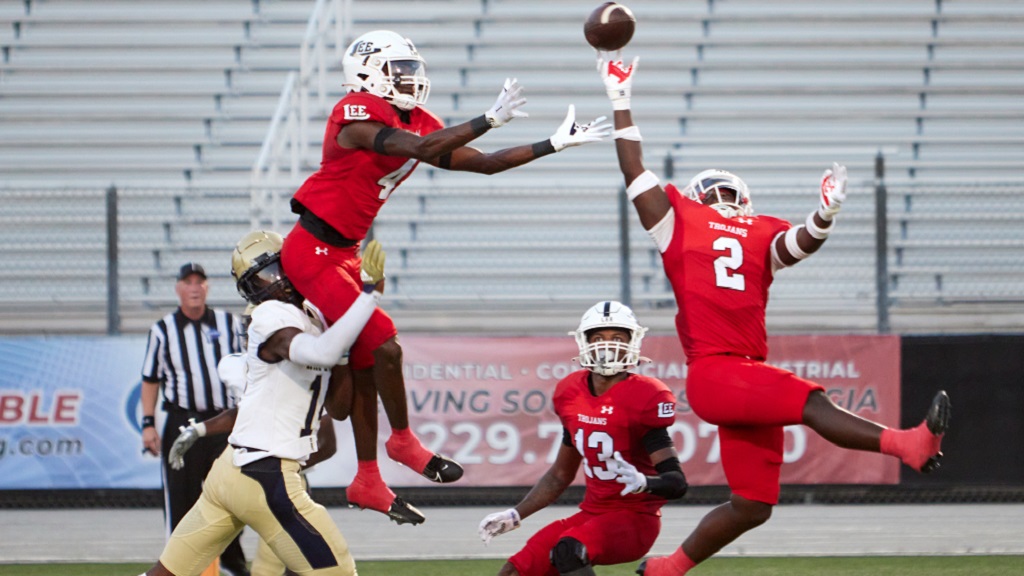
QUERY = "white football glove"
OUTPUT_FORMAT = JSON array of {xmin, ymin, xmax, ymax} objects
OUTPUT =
[
  {"xmin": 484, "ymin": 78, "xmax": 528, "ymax": 128},
  {"xmin": 818, "ymin": 162, "xmax": 848, "ymax": 221},
  {"xmin": 478, "ymin": 507, "xmax": 521, "ymax": 545},
  {"xmin": 607, "ymin": 451, "xmax": 647, "ymax": 496},
  {"xmin": 597, "ymin": 55, "xmax": 639, "ymax": 111},
  {"xmin": 359, "ymin": 239, "xmax": 386, "ymax": 285},
  {"xmin": 548, "ymin": 105, "xmax": 612, "ymax": 152},
  {"xmin": 168, "ymin": 418, "xmax": 206, "ymax": 471}
]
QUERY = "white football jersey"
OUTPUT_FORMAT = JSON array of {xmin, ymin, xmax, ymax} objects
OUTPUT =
[{"xmin": 228, "ymin": 299, "xmax": 332, "ymax": 467}]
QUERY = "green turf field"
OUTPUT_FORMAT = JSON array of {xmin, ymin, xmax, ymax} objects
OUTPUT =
[{"xmin": 3, "ymin": 556, "xmax": 1024, "ymax": 576}]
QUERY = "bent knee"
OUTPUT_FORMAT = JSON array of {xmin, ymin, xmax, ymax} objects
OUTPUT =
[
  {"xmin": 732, "ymin": 495, "xmax": 773, "ymax": 528},
  {"xmin": 550, "ymin": 537, "xmax": 589, "ymax": 573},
  {"xmin": 373, "ymin": 337, "xmax": 402, "ymax": 366}
]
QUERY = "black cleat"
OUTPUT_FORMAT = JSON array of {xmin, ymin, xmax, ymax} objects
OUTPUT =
[
  {"xmin": 420, "ymin": 454, "xmax": 464, "ymax": 484},
  {"xmin": 348, "ymin": 495, "xmax": 426, "ymax": 525},
  {"xmin": 920, "ymin": 390, "xmax": 951, "ymax": 474},
  {"xmin": 636, "ymin": 559, "xmax": 648, "ymax": 576},
  {"xmin": 384, "ymin": 496, "xmax": 426, "ymax": 525}
]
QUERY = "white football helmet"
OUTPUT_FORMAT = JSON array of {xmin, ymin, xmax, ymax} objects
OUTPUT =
[
  {"xmin": 342, "ymin": 30, "xmax": 430, "ymax": 111},
  {"xmin": 571, "ymin": 301, "xmax": 647, "ymax": 376},
  {"xmin": 682, "ymin": 169, "xmax": 753, "ymax": 218}
]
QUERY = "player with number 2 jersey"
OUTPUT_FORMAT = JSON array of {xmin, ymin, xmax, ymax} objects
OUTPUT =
[{"xmin": 599, "ymin": 50, "xmax": 952, "ymax": 576}]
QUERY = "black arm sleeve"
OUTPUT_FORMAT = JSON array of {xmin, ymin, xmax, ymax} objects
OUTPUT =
[
  {"xmin": 644, "ymin": 457, "xmax": 688, "ymax": 500},
  {"xmin": 642, "ymin": 427, "xmax": 675, "ymax": 454}
]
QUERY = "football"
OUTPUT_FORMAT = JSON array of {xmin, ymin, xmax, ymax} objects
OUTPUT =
[{"xmin": 584, "ymin": 2, "xmax": 636, "ymax": 51}]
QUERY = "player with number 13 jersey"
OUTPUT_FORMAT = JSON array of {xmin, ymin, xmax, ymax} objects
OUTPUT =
[{"xmin": 478, "ymin": 302, "xmax": 687, "ymax": 576}]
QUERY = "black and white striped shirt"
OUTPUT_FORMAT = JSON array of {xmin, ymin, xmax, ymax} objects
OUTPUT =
[{"xmin": 141, "ymin": 307, "xmax": 243, "ymax": 413}]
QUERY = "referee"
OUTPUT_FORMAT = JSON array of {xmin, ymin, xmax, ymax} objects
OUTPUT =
[{"xmin": 140, "ymin": 262, "xmax": 250, "ymax": 576}]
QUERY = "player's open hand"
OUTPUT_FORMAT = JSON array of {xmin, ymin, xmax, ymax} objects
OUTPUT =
[
  {"xmin": 359, "ymin": 239, "xmax": 386, "ymax": 288},
  {"xmin": 168, "ymin": 418, "xmax": 206, "ymax": 471},
  {"xmin": 597, "ymin": 54, "xmax": 638, "ymax": 110},
  {"xmin": 818, "ymin": 162, "xmax": 848, "ymax": 221},
  {"xmin": 549, "ymin": 105, "xmax": 612, "ymax": 152},
  {"xmin": 485, "ymin": 78, "xmax": 528, "ymax": 128},
  {"xmin": 478, "ymin": 507, "xmax": 521, "ymax": 545},
  {"xmin": 607, "ymin": 450, "xmax": 647, "ymax": 496}
]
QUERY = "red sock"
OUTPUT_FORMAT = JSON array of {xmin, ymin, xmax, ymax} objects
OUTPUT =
[
  {"xmin": 880, "ymin": 422, "xmax": 942, "ymax": 471},
  {"xmin": 644, "ymin": 547, "xmax": 696, "ymax": 576},
  {"xmin": 385, "ymin": 427, "xmax": 433, "ymax": 473},
  {"xmin": 346, "ymin": 460, "xmax": 395, "ymax": 513}
]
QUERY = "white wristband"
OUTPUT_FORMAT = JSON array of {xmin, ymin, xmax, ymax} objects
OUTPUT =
[
  {"xmin": 784, "ymin": 226, "xmax": 810, "ymax": 260},
  {"xmin": 626, "ymin": 170, "xmax": 660, "ymax": 201},
  {"xmin": 613, "ymin": 126, "xmax": 642, "ymax": 141},
  {"xmin": 611, "ymin": 98, "xmax": 631, "ymax": 111},
  {"xmin": 194, "ymin": 421, "xmax": 207, "ymax": 437},
  {"xmin": 805, "ymin": 212, "xmax": 834, "ymax": 240}
]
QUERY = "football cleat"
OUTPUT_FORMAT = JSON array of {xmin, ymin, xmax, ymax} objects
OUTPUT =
[
  {"xmin": 421, "ymin": 454, "xmax": 464, "ymax": 483},
  {"xmin": 636, "ymin": 559, "xmax": 649, "ymax": 576},
  {"xmin": 920, "ymin": 390, "xmax": 951, "ymax": 474},
  {"xmin": 347, "ymin": 494, "xmax": 426, "ymax": 526}
]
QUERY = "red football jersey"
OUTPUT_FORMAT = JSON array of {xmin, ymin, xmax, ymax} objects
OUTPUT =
[
  {"xmin": 662, "ymin": 185, "xmax": 791, "ymax": 362},
  {"xmin": 292, "ymin": 91, "xmax": 445, "ymax": 241},
  {"xmin": 553, "ymin": 370, "xmax": 677, "ymax": 515}
]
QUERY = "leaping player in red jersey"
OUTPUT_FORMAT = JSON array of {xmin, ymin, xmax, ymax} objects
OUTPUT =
[
  {"xmin": 596, "ymin": 54, "xmax": 952, "ymax": 576},
  {"xmin": 478, "ymin": 301, "xmax": 688, "ymax": 576},
  {"xmin": 280, "ymin": 30, "xmax": 611, "ymax": 523}
]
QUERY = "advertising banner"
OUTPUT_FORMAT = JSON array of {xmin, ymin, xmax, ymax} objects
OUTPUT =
[
  {"xmin": 309, "ymin": 334, "xmax": 901, "ymax": 488},
  {"xmin": 0, "ymin": 335, "xmax": 900, "ymax": 490}
]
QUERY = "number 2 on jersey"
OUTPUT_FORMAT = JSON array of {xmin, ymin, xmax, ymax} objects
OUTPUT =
[
  {"xmin": 377, "ymin": 158, "xmax": 417, "ymax": 200},
  {"xmin": 712, "ymin": 236, "xmax": 745, "ymax": 291}
]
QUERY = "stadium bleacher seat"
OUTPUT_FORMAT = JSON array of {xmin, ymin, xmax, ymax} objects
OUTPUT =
[{"xmin": 1, "ymin": 0, "xmax": 1023, "ymax": 334}]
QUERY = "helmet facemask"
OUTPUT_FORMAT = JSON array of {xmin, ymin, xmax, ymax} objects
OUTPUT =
[
  {"xmin": 571, "ymin": 301, "xmax": 648, "ymax": 377},
  {"xmin": 235, "ymin": 253, "xmax": 301, "ymax": 307},
  {"xmin": 683, "ymin": 169, "xmax": 753, "ymax": 218},
  {"xmin": 231, "ymin": 230, "xmax": 303, "ymax": 308},
  {"xmin": 343, "ymin": 31, "xmax": 430, "ymax": 111}
]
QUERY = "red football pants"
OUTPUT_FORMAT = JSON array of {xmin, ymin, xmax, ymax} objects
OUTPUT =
[
  {"xmin": 280, "ymin": 223, "xmax": 397, "ymax": 370},
  {"xmin": 686, "ymin": 354, "xmax": 824, "ymax": 505},
  {"xmin": 508, "ymin": 509, "xmax": 661, "ymax": 576}
]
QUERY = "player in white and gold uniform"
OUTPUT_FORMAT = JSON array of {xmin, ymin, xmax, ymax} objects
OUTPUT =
[{"xmin": 139, "ymin": 231, "xmax": 390, "ymax": 576}]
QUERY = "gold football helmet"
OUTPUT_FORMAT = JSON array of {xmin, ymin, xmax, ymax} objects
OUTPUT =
[{"xmin": 231, "ymin": 230, "xmax": 301, "ymax": 306}]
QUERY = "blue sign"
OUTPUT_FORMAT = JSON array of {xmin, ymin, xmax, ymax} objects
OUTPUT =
[{"xmin": 0, "ymin": 337, "xmax": 161, "ymax": 488}]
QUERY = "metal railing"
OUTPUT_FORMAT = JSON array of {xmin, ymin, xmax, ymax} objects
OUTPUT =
[
  {"xmin": 3, "ymin": 165, "xmax": 1024, "ymax": 334},
  {"xmin": 250, "ymin": 0, "xmax": 352, "ymax": 230}
]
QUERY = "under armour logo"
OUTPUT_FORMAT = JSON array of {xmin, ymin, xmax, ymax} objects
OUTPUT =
[
  {"xmin": 315, "ymin": 246, "xmax": 329, "ymax": 256},
  {"xmin": 607, "ymin": 61, "xmax": 633, "ymax": 83},
  {"xmin": 737, "ymin": 217, "xmax": 753, "ymax": 225},
  {"xmin": 600, "ymin": 406, "xmax": 614, "ymax": 415}
]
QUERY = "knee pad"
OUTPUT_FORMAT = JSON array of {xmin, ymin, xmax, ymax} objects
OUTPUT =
[{"xmin": 550, "ymin": 537, "xmax": 589, "ymax": 574}]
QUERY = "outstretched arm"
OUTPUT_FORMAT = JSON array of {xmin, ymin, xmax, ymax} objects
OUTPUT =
[
  {"xmin": 339, "ymin": 78, "xmax": 529, "ymax": 161},
  {"xmin": 599, "ymin": 55, "xmax": 672, "ymax": 230},
  {"xmin": 436, "ymin": 104, "xmax": 610, "ymax": 174},
  {"xmin": 260, "ymin": 240, "xmax": 387, "ymax": 367},
  {"xmin": 771, "ymin": 163, "xmax": 848, "ymax": 268},
  {"xmin": 478, "ymin": 440, "xmax": 582, "ymax": 544}
]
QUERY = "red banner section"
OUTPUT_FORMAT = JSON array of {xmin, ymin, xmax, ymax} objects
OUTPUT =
[{"xmin": 311, "ymin": 335, "xmax": 900, "ymax": 488}]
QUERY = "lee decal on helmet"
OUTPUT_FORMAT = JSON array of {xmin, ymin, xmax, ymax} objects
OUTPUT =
[
  {"xmin": 231, "ymin": 230, "xmax": 302, "ymax": 306},
  {"xmin": 570, "ymin": 301, "xmax": 648, "ymax": 376},
  {"xmin": 682, "ymin": 168, "xmax": 753, "ymax": 218},
  {"xmin": 342, "ymin": 30, "xmax": 430, "ymax": 111}
]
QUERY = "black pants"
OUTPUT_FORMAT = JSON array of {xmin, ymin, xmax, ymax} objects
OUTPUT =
[{"xmin": 162, "ymin": 405, "xmax": 247, "ymax": 573}]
